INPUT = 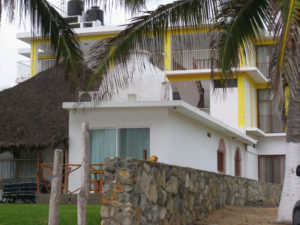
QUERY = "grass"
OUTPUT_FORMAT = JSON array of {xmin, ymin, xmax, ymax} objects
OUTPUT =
[{"xmin": 0, "ymin": 204, "xmax": 101, "ymax": 225}]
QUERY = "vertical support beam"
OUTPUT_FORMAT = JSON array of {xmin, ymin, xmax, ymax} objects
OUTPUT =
[
  {"xmin": 37, "ymin": 154, "xmax": 41, "ymax": 194},
  {"xmin": 164, "ymin": 31, "xmax": 171, "ymax": 71},
  {"xmin": 31, "ymin": 40, "xmax": 37, "ymax": 77},
  {"xmin": 238, "ymin": 74, "xmax": 246, "ymax": 127},
  {"xmin": 77, "ymin": 122, "xmax": 90, "ymax": 225},
  {"xmin": 48, "ymin": 149, "xmax": 63, "ymax": 225}
]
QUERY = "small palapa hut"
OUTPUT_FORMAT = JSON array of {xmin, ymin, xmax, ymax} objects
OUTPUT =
[{"xmin": 0, "ymin": 66, "xmax": 77, "ymax": 184}]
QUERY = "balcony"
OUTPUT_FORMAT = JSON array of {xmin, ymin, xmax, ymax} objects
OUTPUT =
[
  {"xmin": 16, "ymin": 61, "xmax": 31, "ymax": 83},
  {"xmin": 257, "ymin": 62, "xmax": 270, "ymax": 78},
  {"xmin": 258, "ymin": 114, "xmax": 285, "ymax": 133},
  {"xmin": 16, "ymin": 59, "xmax": 56, "ymax": 83},
  {"xmin": 171, "ymin": 49, "xmax": 219, "ymax": 71}
]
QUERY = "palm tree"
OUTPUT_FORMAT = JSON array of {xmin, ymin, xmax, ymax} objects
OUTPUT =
[
  {"xmin": 89, "ymin": 0, "xmax": 300, "ymax": 223},
  {"xmin": 0, "ymin": 0, "xmax": 84, "ymax": 79}
]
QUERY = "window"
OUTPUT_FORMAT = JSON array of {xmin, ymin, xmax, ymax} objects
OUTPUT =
[
  {"xmin": 89, "ymin": 128, "xmax": 150, "ymax": 165},
  {"xmin": 214, "ymin": 79, "xmax": 237, "ymax": 88},
  {"xmin": 235, "ymin": 148, "xmax": 241, "ymax": 177},
  {"xmin": 217, "ymin": 139, "xmax": 226, "ymax": 173},
  {"xmin": 258, "ymin": 155, "xmax": 285, "ymax": 184},
  {"xmin": 256, "ymin": 45, "xmax": 275, "ymax": 77},
  {"xmin": 257, "ymin": 89, "xmax": 285, "ymax": 133}
]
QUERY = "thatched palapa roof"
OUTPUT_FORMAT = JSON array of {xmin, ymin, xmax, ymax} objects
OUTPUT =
[{"xmin": 0, "ymin": 66, "xmax": 77, "ymax": 150}]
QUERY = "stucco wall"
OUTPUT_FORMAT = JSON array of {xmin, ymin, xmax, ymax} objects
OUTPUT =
[
  {"xmin": 100, "ymin": 158, "xmax": 282, "ymax": 225},
  {"xmin": 167, "ymin": 110, "xmax": 255, "ymax": 179},
  {"xmin": 257, "ymin": 135, "xmax": 287, "ymax": 155},
  {"xmin": 210, "ymin": 88, "xmax": 239, "ymax": 127}
]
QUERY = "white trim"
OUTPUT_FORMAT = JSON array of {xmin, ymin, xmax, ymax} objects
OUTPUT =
[
  {"xmin": 166, "ymin": 67, "xmax": 267, "ymax": 83},
  {"xmin": 246, "ymin": 127, "xmax": 286, "ymax": 138},
  {"xmin": 63, "ymin": 100, "xmax": 257, "ymax": 145}
]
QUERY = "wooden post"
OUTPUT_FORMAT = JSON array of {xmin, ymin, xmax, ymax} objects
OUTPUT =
[
  {"xmin": 48, "ymin": 149, "xmax": 63, "ymax": 225},
  {"xmin": 37, "ymin": 154, "xmax": 41, "ymax": 194},
  {"xmin": 77, "ymin": 122, "xmax": 90, "ymax": 225}
]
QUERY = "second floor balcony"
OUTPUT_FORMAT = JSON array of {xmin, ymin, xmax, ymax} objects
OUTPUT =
[{"xmin": 171, "ymin": 49, "xmax": 219, "ymax": 71}]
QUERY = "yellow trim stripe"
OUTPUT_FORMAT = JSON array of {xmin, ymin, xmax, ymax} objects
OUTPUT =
[
  {"xmin": 164, "ymin": 32, "xmax": 171, "ymax": 71},
  {"xmin": 31, "ymin": 42, "xmax": 37, "ymax": 77},
  {"xmin": 38, "ymin": 56, "xmax": 56, "ymax": 60}
]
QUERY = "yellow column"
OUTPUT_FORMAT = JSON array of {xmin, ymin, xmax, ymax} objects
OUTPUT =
[
  {"xmin": 164, "ymin": 31, "xmax": 171, "ymax": 71},
  {"xmin": 238, "ymin": 74, "xmax": 246, "ymax": 127},
  {"xmin": 31, "ymin": 41, "xmax": 37, "ymax": 77}
]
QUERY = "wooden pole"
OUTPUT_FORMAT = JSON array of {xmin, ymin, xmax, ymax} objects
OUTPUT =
[
  {"xmin": 77, "ymin": 122, "xmax": 90, "ymax": 225},
  {"xmin": 37, "ymin": 154, "xmax": 41, "ymax": 194},
  {"xmin": 48, "ymin": 149, "xmax": 63, "ymax": 225}
]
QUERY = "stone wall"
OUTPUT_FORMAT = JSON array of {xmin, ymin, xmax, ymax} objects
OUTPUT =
[{"xmin": 100, "ymin": 158, "xmax": 282, "ymax": 225}]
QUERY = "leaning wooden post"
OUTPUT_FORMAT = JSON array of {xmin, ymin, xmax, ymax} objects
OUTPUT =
[
  {"xmin": 77, "ymin": 122, "xmax": 90, "ymax": 225},
  {"xmin": 48, "ymin": 149, "xmax": 63, "ymax": 225},
  {"xmin": 36, "ymin": 154, "xmax": 41, "ymax": 194}
]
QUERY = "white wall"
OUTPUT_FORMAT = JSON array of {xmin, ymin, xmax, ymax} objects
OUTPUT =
[
  {"xmin": 257, "ymin": 136, "xmax": 287, "ymax": 155},
  {"xmin": 243, "ymin": 145, "xmax": 259, "ymax": 180},
  {"xmin": 167, "ymin": 110, "xmax": 257, "ymax": 180},
  {"xmin": 210, "ymin": 88, "xmax": 239, "ymax": 127},
  {"xmin": 68, "ymin": 107, "xmax": 170, "ymax": 192}
]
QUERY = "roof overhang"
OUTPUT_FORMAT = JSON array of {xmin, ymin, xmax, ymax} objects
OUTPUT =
[
  {"xmin": 63, "ymin": 100, "xmax": 257, "ymax": 145},
  {"xmin": 246, "ymin": 127, "xmax": 286, "ymax": 139},
  {"xmin": 166, "ymin": 67, "xmax": 267, "ymax": 83},
  {"xmin": 16, "ymin": 26, "xmax": 124, "ymax": 44}
]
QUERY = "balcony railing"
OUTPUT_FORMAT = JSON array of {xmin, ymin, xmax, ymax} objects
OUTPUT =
[
  {"xmin": 171, "ymin": 49, "xmax": 219, "ymax": 70},
  {"xmin": 257, "ymin": 62, "xmax": 270, "ymax": 78},
  {"xmin": 258, "ymin": 114, "xmax": 285, "ymax": 133},
  {"xmin": 16, "ymin": 59, "xmax": 57, "ymax": 83},
  {"xmin": 16, "ymin": 61, "xmax": 31, "ymax": 83},
  {"xmin": 37, "ymin": 59, "xmax": 56, "ymax": 74}
]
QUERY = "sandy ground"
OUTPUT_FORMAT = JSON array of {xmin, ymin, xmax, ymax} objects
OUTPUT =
[{"xmin": 198, "ymin": 206, "xmax": 288, "ymax": 225}]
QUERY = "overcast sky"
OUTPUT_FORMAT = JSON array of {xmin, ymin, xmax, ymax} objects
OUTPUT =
[{"xmin": 0, "ymin": 0, "xmax": 173, "ymax": 91}]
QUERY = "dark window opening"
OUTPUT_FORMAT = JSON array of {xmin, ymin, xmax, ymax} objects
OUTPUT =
[{"xmin": 214, "ymin": 79, "xmax": 237, "ymax": 88}]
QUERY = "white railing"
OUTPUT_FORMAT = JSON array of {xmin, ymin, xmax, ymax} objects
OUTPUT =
[
  {"xmin": 171, "ymin": 49, "xmax": 219, "ymax": 70},
  {"xmin": 16, "ymin": 59, "xmax": 57, "ymax": 84},
  {"xmin": 257, "ymin": 62, "xmax": 270, "ymax": 78},
  {"xmin": 16, "ymin": 61, "xmax": 31, "ymax": 83},
  {"xmin": 37, "ymin": 59, "xmax": 56, "ymax": 74}
]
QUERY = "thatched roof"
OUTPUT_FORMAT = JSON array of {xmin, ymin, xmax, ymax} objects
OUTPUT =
[{"xmin": 0, "ymin": 66, "xmax": 77, "ymax": 150}]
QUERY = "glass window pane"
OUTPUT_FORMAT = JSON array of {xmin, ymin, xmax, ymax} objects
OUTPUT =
[
  {"xmin": 90, "ymin": 129, "xmax": 117, "ymax": 164},
  {"xmin": 259, "ymin": 157, "xmax": 265, "ymax": 181},
  {"xmin": 273, "ymin": 157, "xmax": 280, "ymax": 184},
  {"xmin": 265, "ymin": 157, "xmax": 273, "ymax": 183},
  {"xmin": 119, "ymin": 128, "xmax": 150, "ymax": 159}
]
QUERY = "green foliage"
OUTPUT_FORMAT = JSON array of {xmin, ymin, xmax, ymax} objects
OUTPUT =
[{"xmin": 0, "ymin": 204, "xmax": 101, "ymax": 225}]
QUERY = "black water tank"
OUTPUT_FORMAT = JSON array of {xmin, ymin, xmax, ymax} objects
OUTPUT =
[
  {"xmin": 67, "ymin": 0, "xmax": 83, "ymax": 16},
  {"xmin": 86, "ymin": 6, "xmax": 104, "ymax": 25}
]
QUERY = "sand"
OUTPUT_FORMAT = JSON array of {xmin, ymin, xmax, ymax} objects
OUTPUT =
[{"xmin": 198, "ymin": 206, "xmax": 288, "ymax": 225}]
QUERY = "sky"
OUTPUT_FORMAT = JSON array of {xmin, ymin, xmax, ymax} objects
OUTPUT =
[{"xmin": 0, "ymin": 0, "xmax": 174, "ymax": 91}]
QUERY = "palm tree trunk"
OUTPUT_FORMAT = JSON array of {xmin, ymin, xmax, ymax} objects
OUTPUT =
[{"xmin": 277, "ymin": 85, "xmax": 300, "ymax": 223}]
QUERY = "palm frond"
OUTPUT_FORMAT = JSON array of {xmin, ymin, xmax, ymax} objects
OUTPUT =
[
  {"xmin": 214, "ymin": 0, "xmax": 271, "ymax": 77},
  {"xmin": 269, "ymin": 0, "xmax": 300, "ymax": 107},
  {"xmin": 1, "ymin": 0, "xmax": 84, "ymax": 81},
  {"xmin": 89, "ymin": 0, "xmax": 219, "ymax": 90}
]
